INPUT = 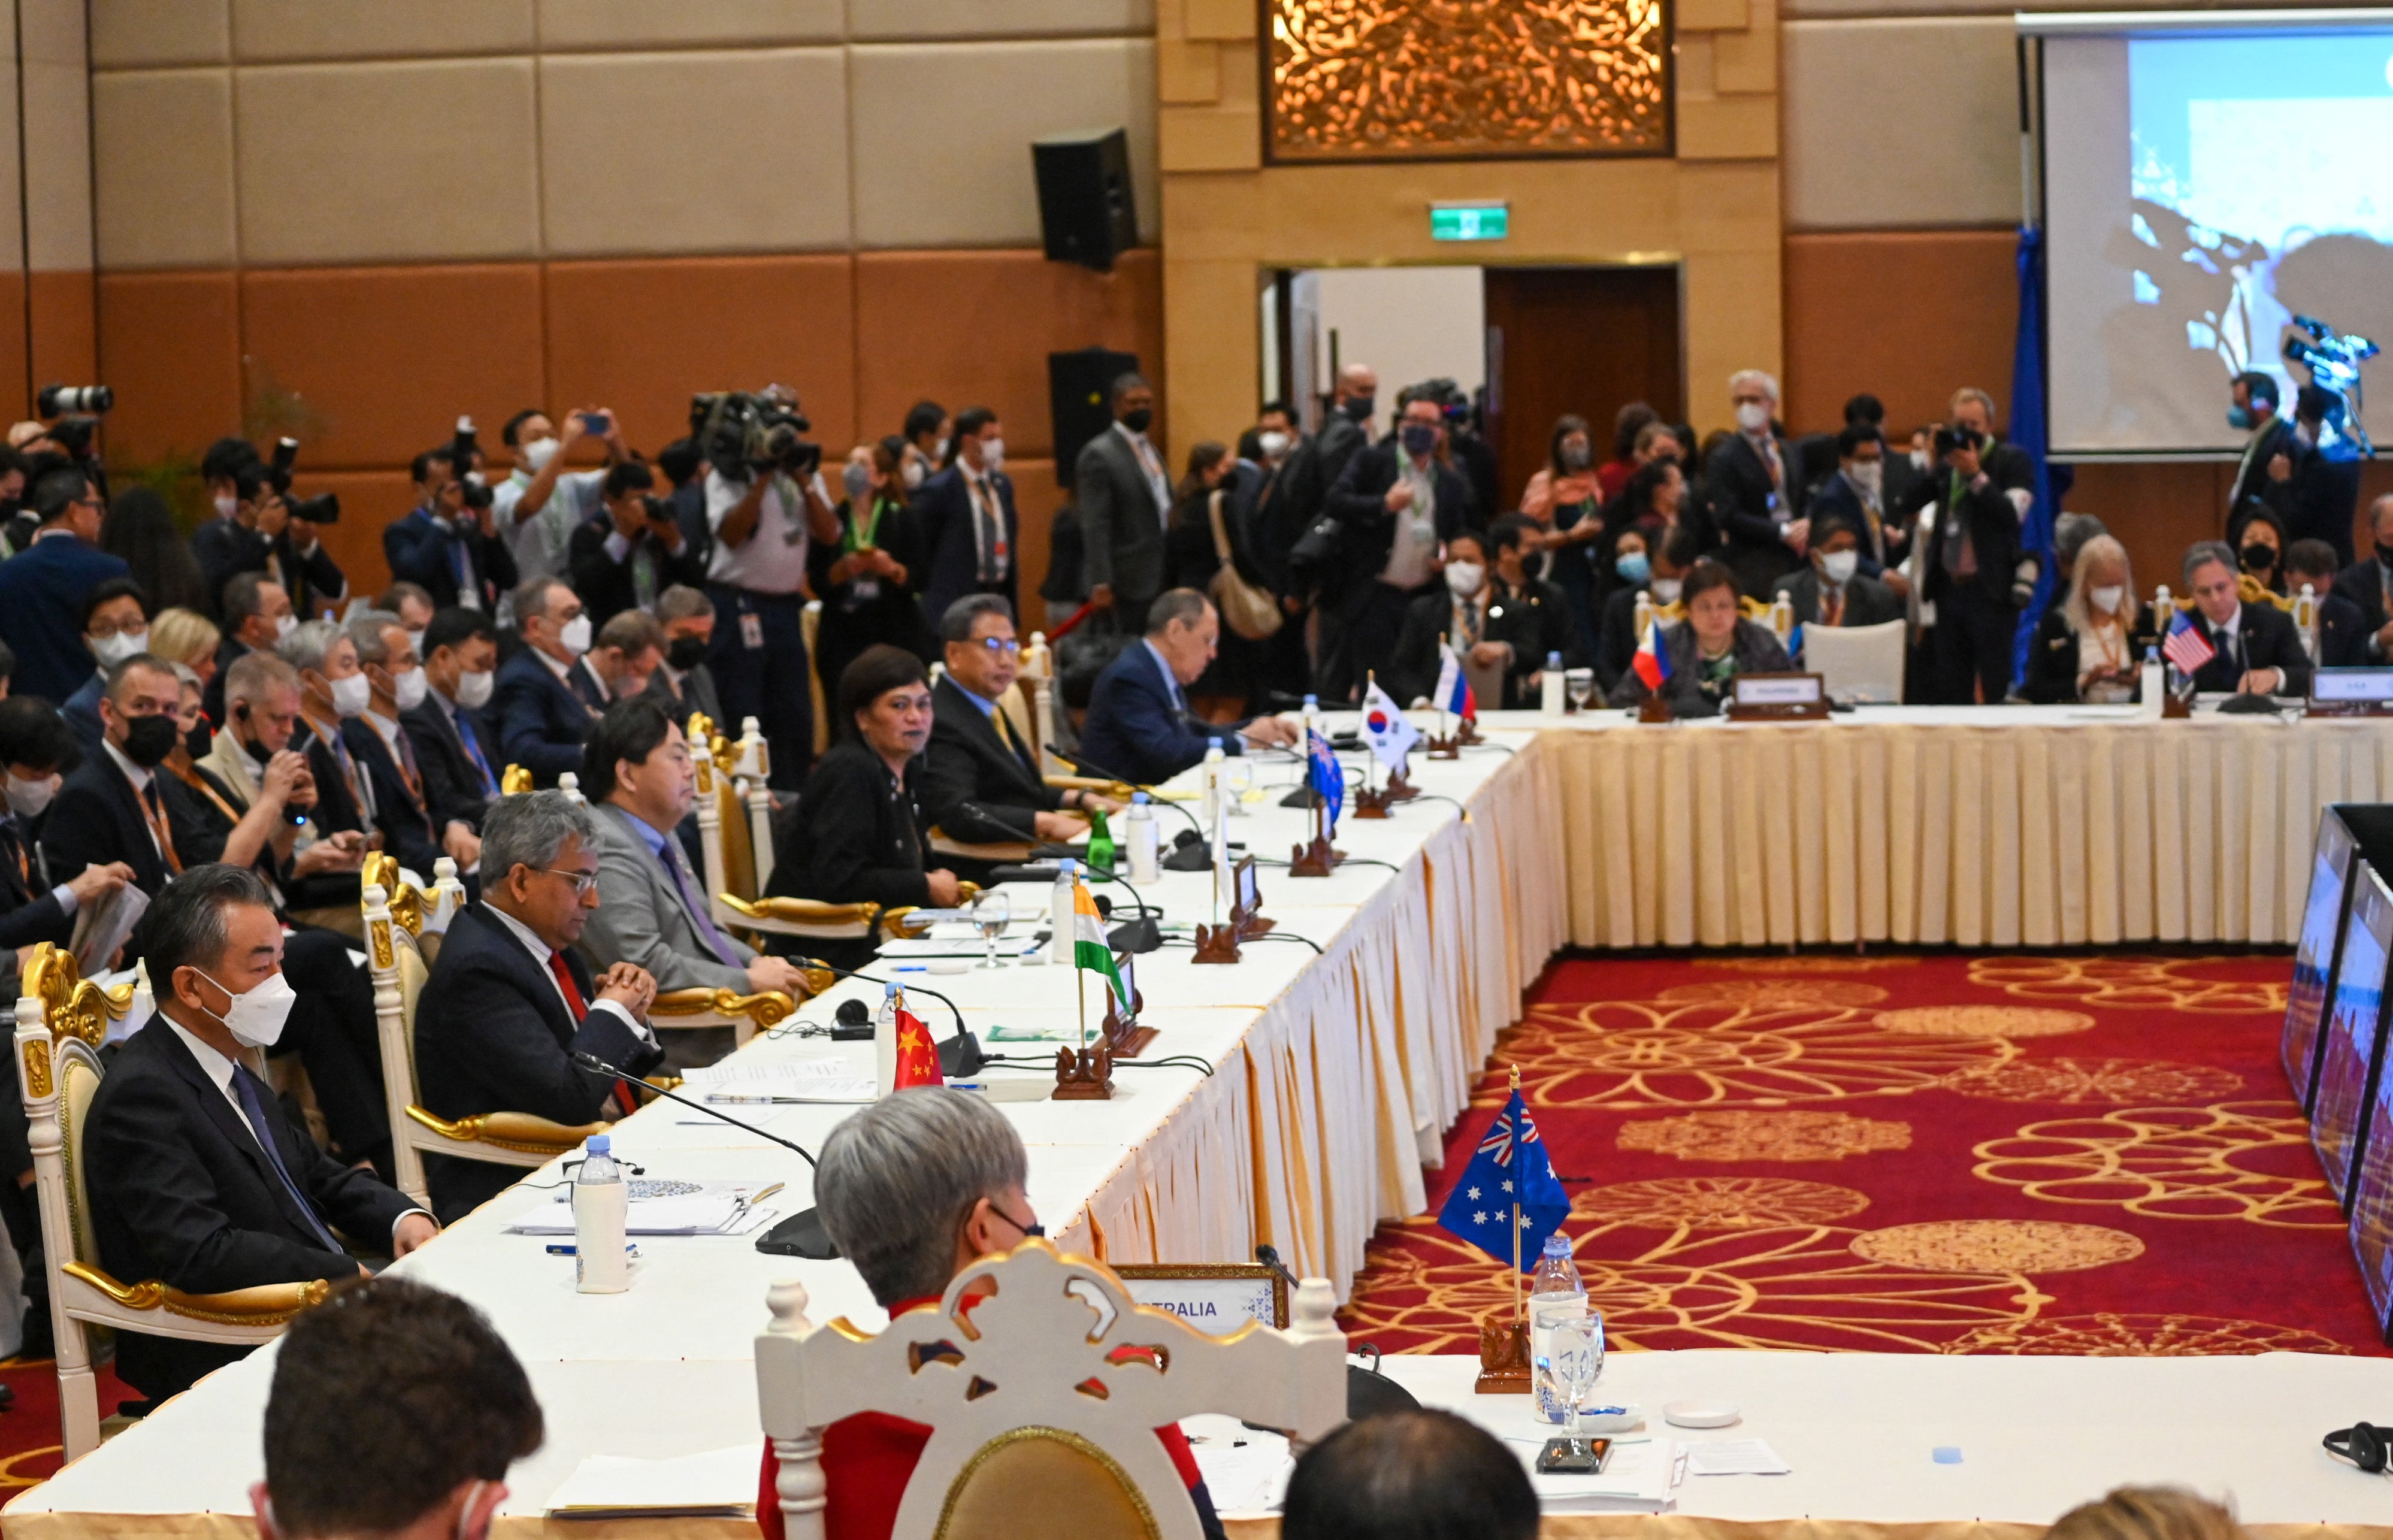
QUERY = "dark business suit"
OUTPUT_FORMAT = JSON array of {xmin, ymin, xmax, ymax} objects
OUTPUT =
[
  {"xmin": 771, "ymin": 740, "xmax": 933, "ymax": 914},
  {"xmin": 494, "ymin": 646, "xmax": 603, "ymax": 783},
  {"xmin": 1075, "ymin": 428, "xmax": 1170, "ymax": 627},
  {"xmin": 43, "ymin": 754, "xmax": 170, "ymax": 899},
  {"xmin": 1910, "ymin": 443, "xmax": 2033, "ymax": 703},
  {"xmin": 341, "ymin": 716, "xmax": 441, "ymax": 876},
  {"xmin": 382, "ymin": 508, "xmax": 518, "ymax": 613},
  {"xmin": 2228, "ymin": 415, "xmax": 2301, "ymax": 531},
  {"xmin": 402, "ymin": 694, "xmax": 501, "ymax": 836},
  {"xmin": 84, "ymin": 1018, "xmax": 417, "ymax": 1400},
  {"xmin": 1387, "ymin": 579, "xmax": 1579, "ymax": 711},
  {"xmin": 2316, "ymin": 589, "xmax": 2370, "ymax": 669},
  {"xmin": 2268, "ymin": 449, "xmax": 2362, "ymax": 567},
  {"xmin": 2019, "ymin": 604, "xmax": 2164, "ymax": 704},
  {"xmin": 1321, "ymin": 444, "xmax": 1477, "ymax": 699},
  {"xmin": 202, "ymin": 636, "xmax": 256, "ymax": 728},
  {"xmin": 1605, "ymin": 618, "xmax": 1794, "ymax": 718},
  {"xmin": 642, "ymin": 663, "xmax": 724, "ymax": 736},
  {"xmin": 565, "ymin": 515, "xmax": 707, "ymax": 627},
  {"xmin": 0, "ymin": 815, "xmax": 72, "ymax": 951},
  {"xmin": 60, "ymin": 672, "xmax": 104, "ymax": 756},
  {"xmin": 1595, "ymin": 586, "xmax": 1648, "ymax": 694},
  {"xmin": 909, "ymin": 463, "xmax": 1021, "ymax": 626},
  {"xmin": 0, "ymin": 532, "xmax": 131, "ymax": 706},
  {"xmin": 2180, "ymin": 601, "xmax": 2313, "ymax": 695},
  {"xmin": 192, "ymin": 519, "xmax": 272, "ymax": 622},
  {"xmin": 1774, "ymin": 568, "xmax": 1904, "ymax": 631},
  {"xmin": 1078, "ymin": 642, "xmax": 1246, "ymax": 786},
  {"xmin": 1803, "ymin": 473, "xmax": 1897, "ymax": 576},
  {"xmin": 414, "ymin": 902, "xmax": 664, "ymax": 1223},
  {"xmin": 2333, "ymin": 555, "xmax": 2393, "ymax": 641},
  {"xmin": 1705, "ymin": 434, "xmax": 1800, "ymax": 600},
  {"xmin": 921, "ymin": 676, "xmax": 1064, "ymax": 849}
]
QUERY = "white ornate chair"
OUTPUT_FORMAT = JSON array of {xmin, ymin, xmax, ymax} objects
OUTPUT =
[
  {"xmin": 1804, "ymin": 616, "xmax": 1908, "ymax": 703},
  {"xmin": 14, "ymin": 945, "xmax": 325, "ymax": 1461},
  {"xmin": 757, "ymin": 1240, "xmax": 1348, "ymax": 1540}
]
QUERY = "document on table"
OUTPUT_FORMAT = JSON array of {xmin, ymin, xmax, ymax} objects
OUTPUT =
[
  {"xmin": 680, "ymin": 1057, "xmax": 878, "ymax": 1103},
  {"xmin": 1183, "ymin": 1418, "xmax": 1294, "ymax": 1516},
  {"xmin": 1511, "ymin": 1436, "xmax": 1681, "ymax": 1512},
  {"xmin": 1685, "ymin": 1439, "xmax": 1790, "ymax": 1475},
  {"xmin": 547, "ymin": 1444, "xmax": 756, "ymax": 1517},
  {"xmin": 507, "ymin": 1180, "xmax": 783, "ymax": 1236}
]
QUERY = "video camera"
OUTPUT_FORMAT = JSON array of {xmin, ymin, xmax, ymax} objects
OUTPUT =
[
  {"xmin": 692, "ymin": 388, "xmax": 819, "ymax": 480},
  {"xmin": 2284, "ymin": 314, "xmax": 2379, "ymax": 461}
]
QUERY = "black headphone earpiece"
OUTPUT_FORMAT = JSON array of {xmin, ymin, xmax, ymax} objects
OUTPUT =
[{"xmin": 2324, "ymin": 1422, "xmax": 2391, "ymax": 1473}]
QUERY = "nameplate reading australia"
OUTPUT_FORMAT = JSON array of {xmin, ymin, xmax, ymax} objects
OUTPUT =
[{"xmin": 1114, "ymin": 1266, "xmax": 1287, "ymax": 1334}]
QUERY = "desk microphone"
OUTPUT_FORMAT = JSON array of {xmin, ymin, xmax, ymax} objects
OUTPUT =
[
  {"xmin": 963, "ymin": 801, "xmax": 1163, "ymax": 952},
  {"xmin": 792, "ymin": 960, "xmax": 986, "ymax": 1077},
  {"xmin": 568, "ymin": 1050, "xmax": 840, "ymax": 1260},
  {"xmin": 1054, "ymin": 749, "xmax": 1206, "ymax": 839}
]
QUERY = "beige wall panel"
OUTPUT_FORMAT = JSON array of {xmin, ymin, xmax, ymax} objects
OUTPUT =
[
  {"xmin": 22, "ymin": 59, "xmax": 92, "ymax": 271},
  {"xmin": 236, "ymin": 59, "xmax": 540, "ymax": 264},
  {"xmin": 92, "ymin": 70, "xmax": 237, "ymax": 270},
  {"xmin": 1182, "ymin": 0, "xmax": 1256, "ymax": 39},
  {"xmin": 1677, "ymin": 94, "xmax": 1777, "ymax": 159},
  {"xmin": 1160, "ymin": 256, "xmax": 1253, "ymax": 461},
  {"xmin": 231, "ymin": 0, "xmax": 534, "ymax": 60},
  {"xmin": 1160, "ymin": 105, "xmax": 1258, "ymax": 171},
  {"xmin": 535, "ymin": 0, "xmax": 840, "ymax": 49},
  {"xmin": 1713, "ymin": 19, "xmax": 1777, "ymax": 93},
  {"xmin": 1790, "ymin": 0, "xmax": 2325, "ymax": 16},
  {"xmin": 1785, "ymin": 18, "xmax": 2016, "ymax": 230},
  {"xmin": 1678, "ymin": 0, "xmax": 1750, "ymax": 29},
  {"xmin": 90, "ymin": 0, "xmax": 229, "ymax": 66},
  {"xmin": 848, "ymin": 0, "xmax": 1154, "ymax": 41},
  {"xmin": 540, "ymin": 50, "xmax": 849, "ymax": 256},
  {"xmin": 0, "ymin": 16, "xmax": 23, "ymax": 274},
  {"xmin": 1158, "ymin": 39, "xmax": 1220, "ymax": 102},
  {"xmin": 851, "ymin": 39, "xmax": 1158, "ymax": 247}
]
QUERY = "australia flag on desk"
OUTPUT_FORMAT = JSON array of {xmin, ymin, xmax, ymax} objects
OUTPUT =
[{"xmin": 1436, "ymin": 1089, "xmax": 1569, "ymax": 1266}]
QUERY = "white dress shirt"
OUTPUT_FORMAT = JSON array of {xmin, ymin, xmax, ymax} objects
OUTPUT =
[
  {"xmin": 483, "ymin": 902, "xmax": 652, "ymax": 1045},
  {"xmin": 495, "ymin": 467, "xmax": 604, "ymax": 586},
  {"xmin": 1114, "ymin": 422, "xmax": 1172, "ymax": 524},
  {"xmin": 704, "ymin": 468, "xmax": 821, "ymax": 594}
]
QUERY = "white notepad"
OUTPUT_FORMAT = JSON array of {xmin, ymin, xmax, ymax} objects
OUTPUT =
[{"xmin": 547, "ymin": 1444, "xmax": 757, "ymax": 1517}]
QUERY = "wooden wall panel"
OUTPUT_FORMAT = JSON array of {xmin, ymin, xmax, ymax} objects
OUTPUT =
[
  {"xmin": 95, "ymin": 270, "xmax": 240, "ymax": 463},
  {"xmin": 1783, "ymin": 228, "xmax": 2016, "ymax": 435}
]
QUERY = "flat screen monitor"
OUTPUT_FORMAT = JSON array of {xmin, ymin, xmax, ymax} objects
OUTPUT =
[
  {"xmin": 2347, "ymin": 1030, "xmax": 2393, "ymax": 1343},
  {"xmin": 2286, "ymin": 807, "xmax": 2361, "ymax": 1112},
  {"xmin": 2312, "ymin": 863, "xmax": 2393, "ymax": 1205}
]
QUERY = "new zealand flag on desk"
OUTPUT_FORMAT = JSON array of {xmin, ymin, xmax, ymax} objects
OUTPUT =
[{"xmin": 1436, "ymin": 1089, "xmax": 1569, "ymax": 1267}]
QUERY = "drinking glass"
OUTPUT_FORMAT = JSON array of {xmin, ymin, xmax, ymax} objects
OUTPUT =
[
  {"xmin": 972, "ymin": 890, "xmax": 1011, "ymax": 970},
  {"xmin": 1549, "ymin": 1312, "xmax": 1604, "ymax": 1441},
  {"xmin": 1565, "ymin": 667, "xmax": 1596, "ymax": 712}
]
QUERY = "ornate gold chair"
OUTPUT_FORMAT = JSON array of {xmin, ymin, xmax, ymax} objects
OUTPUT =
[
  {"xmin": 757, "ymin": 1240, "xmax": 1347, "ymax": 1540},
  {"xmin": 364, "ymin": 878, "xmax": 605, "ymax": 1210},
  {"xmin": 14, "ymin": 945, "xmax": 323, "ymax": 1461},
  {"xmin": 685, "ymin": 714, "xmax": 882, "ymax": 948}
]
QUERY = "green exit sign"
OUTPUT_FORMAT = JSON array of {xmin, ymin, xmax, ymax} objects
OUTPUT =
[{"xmin": 1429, "ymin": 202, "xmax": 1508, "ymax": 242}]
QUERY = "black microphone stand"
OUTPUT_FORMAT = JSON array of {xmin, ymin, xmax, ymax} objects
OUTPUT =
[{"xmin": 571, "ymin": 1051, "xmax": 843, "ymax": 1259}]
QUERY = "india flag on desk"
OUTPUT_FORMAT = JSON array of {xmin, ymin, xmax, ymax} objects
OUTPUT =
[{"xmin": 1072, "ymin": 877, "xmax": 1127, "ymax": 1008}]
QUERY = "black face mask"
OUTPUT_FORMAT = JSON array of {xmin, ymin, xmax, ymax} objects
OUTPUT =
[
  {"xmin": 2377, "ymin": 542, "xmax": 2393, "ymax": 568},
  {"xmin": 184, "ymin": 720, "xmax": 213, "ymax": 761},
  {"xmin": 1345, "ymin": 396, "xmax": 1376, "ymax": 423},
  {"xmin": 1121, "ymin": 407, "xmax": 1153, "ymax": 435},
  {"xmin": 120, "ymin": 714, "xmax": 180, "ymax": 769},
  {"xmin": 667, "ymin": 636, "xmax": 709, "ymax": 672},
  {"xmin": 2240, "ymin": 542, "xmax": 2276, "ymax": 573}
]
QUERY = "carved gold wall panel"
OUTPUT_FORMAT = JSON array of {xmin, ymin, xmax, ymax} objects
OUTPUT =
[{"xmin": 1267, "ymin": 0, "xmax": 1671, "ymax": 162}]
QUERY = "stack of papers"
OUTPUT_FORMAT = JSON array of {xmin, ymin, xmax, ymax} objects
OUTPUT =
[
  {"xmin": 682, "ymin": 1058, "xmax": 878, "ymax": 1103},
  {"xmin": 1507, "ymin": 1436, "xmax": 1683, "ymax": 1513},
  {"xmin": 1686, "ymin": 1439, "xmax": 1790, "ymax": 1475},
  {"xmin": 506, "ymin": 1179, "xmax": 782, "ymax": 1237},
  {"xmin": 547, "ymin": 1445, "xmax": 756, "ymax": 1518}
]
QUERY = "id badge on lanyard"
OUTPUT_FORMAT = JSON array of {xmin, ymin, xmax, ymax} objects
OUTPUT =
[{"xmin": 739, "ymin": 610, "xmax": 765, "ymax": 650}]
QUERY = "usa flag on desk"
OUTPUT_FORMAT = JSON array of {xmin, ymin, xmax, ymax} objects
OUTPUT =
[
  {"xmin": 2161, "ymin": 609, "xmax": 2214, "ymax": 675},
  {"xmin": 1432, "ymin": 643, "xmax": 1477, "ymax": 720},
  {"xmin": 1436, "ymin": 1088, "xmax": 1569, "ymax": 1264},
  {"xmin": 1631, "ymin": 619, "xmax": 1672, "ymax": 691}
]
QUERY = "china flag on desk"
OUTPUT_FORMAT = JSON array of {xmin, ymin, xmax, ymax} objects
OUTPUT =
[{"xmin": 893, "ymin": 998, "xmax": 943, "ymax": 1088}]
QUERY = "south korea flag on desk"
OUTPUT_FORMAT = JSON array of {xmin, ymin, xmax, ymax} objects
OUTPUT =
[{"xmin": 1436, "ymin": 1087, "xmax": 1569, "ymax": 1263}]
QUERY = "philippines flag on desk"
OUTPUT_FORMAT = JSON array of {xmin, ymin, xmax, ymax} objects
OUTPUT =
[
  {"xmin": 1631, "ymin": 620, "xmax": 1672, "ymax": 691},
  {"xmin": 2161, "ymin": 609, "xmax": 2214, "ymax": 676},
  {"xmin": 1433, "ymin": 643, "xmax": 1477, "ymax": 720},
  {"xmin": 1436, "ymin": 1089, "xmax": 1569, "ymax": 1264}
]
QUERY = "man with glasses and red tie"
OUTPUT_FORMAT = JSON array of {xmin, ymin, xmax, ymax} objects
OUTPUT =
[{"xmin": 413, "ymin": 790, "xmax": 662, "ymax": 1224}]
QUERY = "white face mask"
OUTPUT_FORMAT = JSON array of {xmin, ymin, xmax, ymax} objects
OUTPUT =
[
  {"xmin": 1909, "ymin": 449, "xmax": 1931, "ymax": 473},
  {"xmin": 456, "ymin": 668, "xmax": 495, "ymax": 709},
  {"xmin": 89, "ymin": 629, "xmax": 148, "ymax": 668},
  {"xmin": 195, "ymin": 967, "xmax": 297, "ymax": 1049},
  {"xmin": 213, "ymin": 493, "xmax": 238, "ymax": 520},
  {"xmin": 274, "ymin": 613, "xmax": 297, "ymax": 642},
  {"xmin": 403, "ymin": 627, "xmax": 427, "ymax": 662},
  {"xmin": 1734, "ymin": 401, "xmax": 1772, "ymax": 433},
  {"xmin": 1444, "ymin": 561, "xmax": 1486, "ymax": 598},
  {"xmin": 522, "ymin": 435, "xmax": 561, "ymax": 474},
  {"xmin": 1650, "ymin": 577, "xmax": 1683, "ymax": 604},
  {"xmin": 1819, "ymin": 550, "xmax": 1859, "ymax": 585},
  {"xmin": 329, "ymin": 672, "xmax": 373, "ymax": 719},
  {"xmin": 1258, "ymin": 430, "xmax": 1291, "ymax": 462},
  {"xmin": 2089, "ymin": 584, "xmax": 2126, "ymax": 616},
  {"xmin": 393, "ymin": 667, "xmax": 429, "ymax": 712},
  {"xmin": 901, "ymin": 459, "xmax": 926, "ymax": 491},
  {"xmin": 558, "ymin": 614, "xmax": 594, "ymax": 657},
  {"xmin": 5, "ymin": 772, "xmax": 55, "ymax": 819},
  {"xmin": 1847, "ymin": 461, "xmax": 1883, "ymax": 499},
  {"xmin": 979, "ymin": 437, "xmax": 1005, "ymax": 473}
]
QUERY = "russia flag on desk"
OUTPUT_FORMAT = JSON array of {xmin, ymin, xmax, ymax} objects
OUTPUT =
[
  {"xmin": 1433, "ymin": 643, "xmax": 1477, "ymax": 720},
  {"xmin": 1632, "ymin": 620, "xmax": 1672, "ymax": 691}
]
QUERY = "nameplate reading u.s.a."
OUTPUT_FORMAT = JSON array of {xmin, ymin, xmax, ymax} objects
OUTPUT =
[{"xmin": 1112, "ymin": 1265, "xmax": 1287, "ymax": 1334}]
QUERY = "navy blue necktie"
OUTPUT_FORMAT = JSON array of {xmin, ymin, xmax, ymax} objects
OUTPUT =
[{"xmin": 231, "ymin": 1063, "xmax": 344, "ymax": 1254}]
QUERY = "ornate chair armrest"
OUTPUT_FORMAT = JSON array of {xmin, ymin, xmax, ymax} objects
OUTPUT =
[
  {"xmin": 881, "ymin": 884, "xmax": 981, "ymax": 942},
  {"xmin": 1043, "ymin": 775, "xmax": 1136, "ymax": 798},
  {"xmin": 406, "ymin": 1105, "xmax": 607, "ymax": 1154},
  {"xmin": 927, "ymin": 828, "xmax": 1034, "ymax": 864},
  {"xmin": 717, "ymin": 894, "xmax": 880, "ymax": 935},
  {"xmin": 60, "ymin": 1262, "xmax": 329, "ymax": 1323},
  {"xmin": 652, "ymin": 986, "xmax": 801, "ymax": 1025},
  {"xmin": 643, "ymin": 1075, "xmax": 684, "ymax": 1093}
]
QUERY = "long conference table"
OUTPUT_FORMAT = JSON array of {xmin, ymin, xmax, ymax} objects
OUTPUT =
[{"xmin": 12, "ymin": 706, "xmax": 2393, "ymax": 1539}]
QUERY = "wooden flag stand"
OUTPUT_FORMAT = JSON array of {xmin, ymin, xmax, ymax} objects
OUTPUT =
[
  {"xmin": 1101, "ymin": 982, "xmax": 1157, "ymax": 1058},
  {"xmin": 1474, "ymin": 1062, "xmax": 1533, "ymax": 1394},
  {"xmin": 1054, "ymin": 937, "xmax": 1115, "ymax": 1099},
  {"xmin": 1384, "ymin": 767, "xmax": 1420, "ymax": 802},
  {"xmin": 1290, "ymin": 753, "xmax": 1343, "ymax": 879},
  {"xmin": 1191, "ymin": 923, "xmax": 1242, "ymax": 963}
]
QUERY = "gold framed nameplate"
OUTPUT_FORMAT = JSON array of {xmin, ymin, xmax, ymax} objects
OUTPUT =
[
  {"xmin": 1726, "ymin": 672, "xmax": 1832, "ymax": 721},
  {"xmin": 1111, "ymin": 1264, "xmax": 1288, "ymax": 1333}
]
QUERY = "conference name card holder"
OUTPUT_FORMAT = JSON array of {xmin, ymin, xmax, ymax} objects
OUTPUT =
[
  {"xmin": 1112, "ymin": 1264, "xmax": 1289, "ymax": 1335},
  {"xmin": 1724, "ymin": 672, "xmax": 1832, "ymax": 722},
  {"xmin": 1194, "ymin": 854, "xmax": 1264, "ymax": 964},
  {"xmin": 1100, "ymin": 946, "xmax": 1157, "ymax": 1058},
  {"xmin": 2309, "ymin": 668, "xmax": 2393, "ymax": 718}
]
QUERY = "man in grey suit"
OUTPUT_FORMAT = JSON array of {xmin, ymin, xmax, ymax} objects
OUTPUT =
[
  {"xmin": 642, "ymin": 583, "xmax": 725, "ymax": 730},
  {"xmin": 576, "ymin": 697, "xmax": 810, "ymax": 999},
  {"xmin": 1074, "ymin": 373, "xmax": 1173, "ymax": 629}
]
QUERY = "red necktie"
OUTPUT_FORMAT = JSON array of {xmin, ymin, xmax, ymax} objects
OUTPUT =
[{"xmin": 549, "ymin": 951, "xmax": 637, "ymax": 1117}]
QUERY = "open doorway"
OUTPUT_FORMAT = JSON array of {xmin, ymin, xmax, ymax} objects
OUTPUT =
[{"xmin": 1264, "ymin": 263, "xmax": 1685, "ymax": 513}]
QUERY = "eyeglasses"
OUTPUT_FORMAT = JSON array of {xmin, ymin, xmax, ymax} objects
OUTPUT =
[
  {"xmin": 538, "ymin": 867, "xmax": 600, "ymax": 897},
  {"xmin": 990, "ymin": 1205, "xmax": 1045, "ymax": 1240},
  {"xmin": 975, "ymin": 638, "xmax": 1022, "ymax": 656}
]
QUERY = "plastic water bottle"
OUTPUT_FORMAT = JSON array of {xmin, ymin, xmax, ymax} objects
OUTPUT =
[
  {"xmin": 1200, "ymin": 740, "xmax": 1226, "ymax": 826},
  {"xmin": 1085, "ymin": 807, "xmax": 1116, "ymax": 876},
  {"xmin": 573, "ymin": 1134, "xmax": 629, "ymax": 1293},
  {"xmin": 1301, "ymin": 693, "xmax": 1321, "ymax": 741},
  {"xmin": 873, "ymin": 981, "xmax": 903, "ymax": 1096},
  {"xmin": 2140, "ymin": 646, "xmax": 2165, "ymax": 719},
  {"xmin": 1527, "ymin": 1234, "xmax": 1592, "ymax": 1422},
  {"xmin": 1126, "ymin": 792, "xmax": 1160, "ymax": 884},
  {"xmin": 1541, "ymin": 651, "xmax": 1566, "ymax": 716},
  {"xmin": 1049, "ymin": 858, "xmax": 1078, "ymax": 969}
]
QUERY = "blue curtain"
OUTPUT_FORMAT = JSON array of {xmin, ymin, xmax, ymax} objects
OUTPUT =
[{"xmin": 2008, "ymin": 225, "xmax": 2057, "ymax": 690}]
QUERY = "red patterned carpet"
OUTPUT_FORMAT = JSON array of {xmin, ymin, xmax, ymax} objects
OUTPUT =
[{"xmin": 1338, "ymin": 949, "xmax": 2391, "ymax": 1359}]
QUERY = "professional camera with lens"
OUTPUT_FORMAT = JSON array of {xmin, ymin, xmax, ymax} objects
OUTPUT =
[
  {"xmin": 284, "ymin": 492, "xmax": 340, "ymax": 525},
  {"xmin": 37, "ymin": 384, "xmax": 111, "ymax": 417},
  {"xmin": 1932, "ymin": 422, "xmax": 1981, "ymax": 458},
  {"xmin": 691, "ymin": 389, "xmax": 820, "ymax": 480}
]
